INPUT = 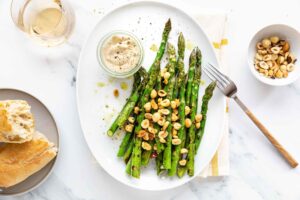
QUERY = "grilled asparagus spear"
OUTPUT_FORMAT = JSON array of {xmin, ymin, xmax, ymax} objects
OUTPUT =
[
  {"xmin": 162, "ymin": 43, "xmax": 177, "ymax": 170},
  {"xmin": 168, "ymin": 33, "xmax": 186, "ymax": 176},
  {"xmin": 186, "ymin": 48, "xmax": 202, "ymax": 176},
  {"xmin": 130, "ymin": 19, "xmax": 172, "ymax": 178},
  {"xmin": 195, "ymin": 81, "xmax": 216, "ymax": 152}
]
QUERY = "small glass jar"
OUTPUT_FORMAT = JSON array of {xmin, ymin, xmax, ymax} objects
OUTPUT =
[{"xmin": 97, "ymin": 31, "xmax": 144, "ymax": 78}]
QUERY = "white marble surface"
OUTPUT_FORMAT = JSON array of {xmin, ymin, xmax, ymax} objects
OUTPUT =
[{"xmin": 1, "ymin": 0, "xmax": 300, "ymax": 199}]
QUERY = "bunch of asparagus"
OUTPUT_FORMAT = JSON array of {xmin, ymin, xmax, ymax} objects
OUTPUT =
[{"xmin": 107, "ymin": 19, "xmax": 216, "ymax": 178}]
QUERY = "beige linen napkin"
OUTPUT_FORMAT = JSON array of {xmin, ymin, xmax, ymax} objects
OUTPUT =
[{"xmin": 193, "ymin": 12, "xmax": 230, "ymax": 177}]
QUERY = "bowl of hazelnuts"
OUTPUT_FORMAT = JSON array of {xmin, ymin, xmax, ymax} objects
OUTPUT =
[{"xmin": 248, "ymin": 24, "xmax": 300, "ymax": 86}]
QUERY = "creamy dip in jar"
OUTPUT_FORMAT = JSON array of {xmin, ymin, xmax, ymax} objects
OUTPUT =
[{"xmin": 98, "ymin": 31, "xmax": 143, "ymax": 78}]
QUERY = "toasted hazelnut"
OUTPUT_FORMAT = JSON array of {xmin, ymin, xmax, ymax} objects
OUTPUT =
[
  {"xmin": 144, "ymin": 113, "xmax": 153, "ymax": 120},
  {"xmin": 175, "ymin": 99, "xmax": 180, "ymax": 107},
  {"xmin": 256, "ymin": 42, "xmax": 263, "ymax": 50},
  {"xmin": 157, "ymin": 98, "xmax": 163, "ymax": 104},
  {"xmin": 277, "ymin": 56, "xmax": 285, "ymax": 64},
  {"xmin": 173, "ymin": 122, "xmax": 182, "ymax": 130},
  {"xmin": 185, "ymin": 106, "xmax": 191, "ymax": 115},
  {"xmin": 283, "ymin": 70, "xmax": 288, "ymax": 78},
  {"xmin": 158, "ymin": 90, "xmax": 167, "ymax": 97},
  {"xmin": 144, "ymin": 102, "xmax": 151, "ymax": 112},
  {"xmin": 125, "ymin": 124, "xmax": 134, "ymax": 132},
  {"xmin": 275, "ymin": 70, "xmax": 283, "ymax": 78},
  {"xmin": 162, "ymin": 121, "xmax": 170, "ymax": 131},
  {"xmin": 141, "ymin": 119, "xmax": 150, "ymax": 129},
  {"xmin": 287, "ymin": 63, "xmax": 295, "ymax": 72},
  {"xmin": 173, "ymin": 109, "xmax": 178, "ymax": 115},
  {"xmin": 159, "ymin": 108, "xmax": 170, "ymax": 115},
  {"xmin": 179, "ymin": 159, "xmax": 187, "ymax": 166},
  {"xmin": 258, "ymin": 49, "xmax": 267, "ymax": 55},
  {"xmin": 258, "ymin": 68, "xmax": 265, "ymax": 73},
  {"xmin": 164, "ymin": 72, "xmax": 171, "ymax": 80},
  {"xmin": 255, "ymin": 53, "xmax": 263, "ymax": 61},
  {"xmin": 263, "ymin": 69, "xmax": 269, "ymax": 77},
  {"xmin": 280, "ymin": 65, "xmax": 287, "ymax": 72},
  {"xmin": 149, "ymin": 133, "xmax": 155, "ymax": 140},
  {"xmin": 142, "ymin": 141, "xmax": 152, "ymax": 151},
  {"xmin": 259, "ymin": 61, "xmax": 269, "ymax": 70},
  {"xmin": 195, "ymin": 114, "xmax": 203, "ymax": 123},
  {"xmin": 157, "ymin": 117, "xmax": 166, "ymax": 126},
  {"xmin": 160, "ymin": 99, "xmax": 170, "ymax": 107},
  {"xmin": 152, "ymin": 112, "xmax": 161, "ymax": 123},
  {"xmin": 263, "ymin": 54, "xmax": 272, "ymax": 61},
  {"xmin": 134, "ymin": 106, "xmax": 140, "ymax": 114},
  {"xmin": 143, "ymin": 132, "xmax": 149, "ymax": 141},
  {"xmin": 271, "ymin": 54, "xmax": 278, "ymax": 61},
  {"xmin": 171, "ymin": 100, "xmax": 177, "ymax": 109},
  {"xmin": 171, "ymin": 113, "xmax": 179, "ymax": 122},
  {"xmin": 151, "ymin": 89, "xmax": 157, "ymax": 99},
  {"xmin": 282, "ymin": 41, "xmax": 290, "ymax": 53},
  {"xmin": 185, "ymin": 118, "xmax": 192, "ymax": 128},
  {"xmin": 180, "ymin": 148, "xmax": 188, "ymax": 154},
  {"xmin": 262, "ymin": 39, "xmax": 271, "ymax": 48},
  {"xmin": 151, "ymin": 99, "xmax": 158, "ymax": 110},
  {"xmin": 172, "ymin": 128, "xmax": 177, "ymax": 136},
  {"xmin": 159, "ymin": 137, "xmax": 166, "ymax": 143},
  {"xmin": 148, "ymin": 126, "xmax": 158, "ymax": 134},
  {"xmin": 128, "ymin": 116, "xmax": 135, "ymax": 123},
  {"xmin": 196, "ymin": 122, "xmax": 201, "ymax": 129},
  {"xmin": 172, "ymin": 138, "xmax": 182, "ymax": 145},
  {"xmin": 270, "ymin": 36, "xmax": 279, "ymax": 44},
  {"xmin": 271, "ymin": 46, "xmax": 281, "ymax": 54},
  {"xmin": 137, "ymin": 130, "xmax": 147, "ymax": 138},
  {"xmin": 163, "ymin": 79, "xmax": 168, "ymax": 84},
  {"xmin": 158, "ymin": 130, "xmax": 168, "ymax": 139},
  {"xmin": 268, "ymin": 70, "xmax": 274, "ymax": 77},
  {"xmin": 287, "ymin": 53, "xmax": 296, "ymax": 63},
  {"xmin": 266, "ymin": 60, "xmax": 273, "ymax": 68},
  {"xmin": 284, "ymin": 52, "xmax": 290, "ymax": 60}
]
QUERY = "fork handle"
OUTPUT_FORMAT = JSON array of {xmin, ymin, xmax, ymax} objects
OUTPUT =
[{"xmin": 233, "ymin": 96, "xmax": 298, "ymax": 168}]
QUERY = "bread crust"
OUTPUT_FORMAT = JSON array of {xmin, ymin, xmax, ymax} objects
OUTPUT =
[{"xmin": 0, "ymin": 131, "xmax": 57, "ymax": 188}]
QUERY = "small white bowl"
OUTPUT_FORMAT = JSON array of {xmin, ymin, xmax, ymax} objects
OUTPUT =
[{"xmin": 248, "ymin": 24, "xmax": 300, "ymax": 86}]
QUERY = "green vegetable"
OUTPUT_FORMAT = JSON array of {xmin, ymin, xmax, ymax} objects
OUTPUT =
[
  {"xmin": 162, "ymin": 43, "xmax": 177, "ymax": 170},
  {"xmin": 186, "ymin": 47, "xmax": 202, "ymax": 176},
  {"xmin": 131, "ymin": 19, "xmax": 172, "ymax": 178},
  {"xmin": 195, "ymin": 81, "xmax": 216, "ymax": 152},
  {"xmin": 107, "ymin": 68, "xmax": 148, "ymax": 136},
  {"xmin": 168, "ymin": 33, "xmax": 186, "ymax": 176}
]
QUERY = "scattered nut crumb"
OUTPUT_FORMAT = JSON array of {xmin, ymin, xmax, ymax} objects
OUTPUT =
[{"xmin": 113, "ymin": 89, "xmax": 119, "ymax": 97}]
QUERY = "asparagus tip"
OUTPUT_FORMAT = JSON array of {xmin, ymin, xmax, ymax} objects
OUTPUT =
[
  {"xmin": 165, "ymin": 18, "xmax": 172, "ymax": 32},
  {"xmin": 178, "ymin": 33, "xmax": 185, "ymax": 57},
  {"xmin": 189, "ymin": 47, "xmax": 197, "ymax": 63}
]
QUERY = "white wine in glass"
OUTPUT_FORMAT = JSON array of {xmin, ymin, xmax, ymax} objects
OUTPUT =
[{"xmin": 11, "ymin": 0, "xmax": 75, "ymax": 47}]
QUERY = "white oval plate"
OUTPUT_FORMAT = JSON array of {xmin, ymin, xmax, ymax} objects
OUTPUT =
[{"xmin": 77, "ymin": 1, "xmax": 225, "ymax": 191}]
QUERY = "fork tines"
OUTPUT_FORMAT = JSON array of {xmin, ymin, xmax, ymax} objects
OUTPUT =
[{"xmin": 203, "ymin": 63, "xmax": 229, "ymax": 89}]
